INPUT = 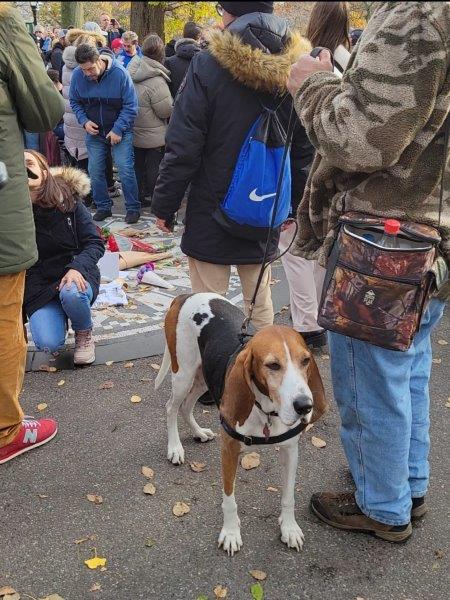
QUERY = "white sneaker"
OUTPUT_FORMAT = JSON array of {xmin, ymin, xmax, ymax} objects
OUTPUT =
[{"xmin": 74, "ymin": 329, "xmax": 95, "ymax": 365}]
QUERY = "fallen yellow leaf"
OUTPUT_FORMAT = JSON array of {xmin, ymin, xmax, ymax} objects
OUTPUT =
[
  {"xmin": 190, "ymin": 462, "xmax": 206, "ymax": 473},
  {"xmin": 86, "ymin": 494, "xmax": 103, "ymax": 505},
  {"xmin": 143, "ymin": 482, "xmax": 156, "ymax": 495},
  {"xmin": 57, "ymin": 380, "xmax": 65, "ymax": 386},
  {"xmin": 241, "ymin": 452, "xmax": 260, "ymax": 470},
  {"xmin": 84, "ymin": 556, "xmax": 107, "ymax": 570},
  {"xmin": 172, "ymin": 501, "xmax": 190, "ymax": 517},
  {"xmin": 0, "ymin": 588, "xmax": 17, "ymax": 597},
  {"xmin": 213, "ymin": 585, "xmax": 227, "ymax": 599},
  {"xmin": 2, "ymin": 593, "xmax": 20, "ymax": 600},
  {"xmin": 311, "ymin": 436, "xmax": 327, "ymax": 448},
  {"xmin": 250, "ymin": 570, "xmax": 267, "ymax": 581},
  {"xmin": 141, "ymin": 466, "xmax": 154, "ymax": 478},
  {"xmin": 105, "ymin": 361, "xmax": 114, "ymax": 366},
  {"xmin": 37, "ymin": 402, "xmax": 48, "ymax": 411},
  {"xmin": 39, "ymin": 364, "xmax": 57, "ymax": 372},
  {"xmin": 40, "ymin": 595, "xmax": 65, "ymax": 600},
  {"xmin": 131, "ymin": 395, "xmax": 142, "ymax": 403}
]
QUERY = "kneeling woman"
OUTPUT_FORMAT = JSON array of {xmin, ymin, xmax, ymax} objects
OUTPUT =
[{"xmin": 24, "ymin": 151, "xmax": 105, "ymax": 364}]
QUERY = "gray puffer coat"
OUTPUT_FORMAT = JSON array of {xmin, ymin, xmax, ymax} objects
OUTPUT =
[
  {"xmin": 62, "ymin": 45, "xmax": 87, "ymax": 161},
  {"xmin": 128, "ymin": 56, "xmax": 172, "ymax": 149}
]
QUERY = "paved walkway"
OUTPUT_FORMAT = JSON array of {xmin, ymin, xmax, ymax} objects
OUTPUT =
[{"xmin": 26, "ymin": 212, "xmax": 289, "ymax": 371}]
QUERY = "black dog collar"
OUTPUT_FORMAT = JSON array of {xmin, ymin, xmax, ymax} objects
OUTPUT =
[{"xmin": 220, "ymin": 414, "xmax": 306, "ymax": 446}]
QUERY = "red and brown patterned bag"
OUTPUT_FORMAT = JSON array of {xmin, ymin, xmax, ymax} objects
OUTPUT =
[{"xmin": 317, "ymin": 213, "xmax": 442, "ymax": 351}]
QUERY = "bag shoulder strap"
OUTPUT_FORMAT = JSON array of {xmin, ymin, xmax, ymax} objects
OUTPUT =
[{"xmin": 438, "ymin": 113, "xmax": 450, "ymax": 227}]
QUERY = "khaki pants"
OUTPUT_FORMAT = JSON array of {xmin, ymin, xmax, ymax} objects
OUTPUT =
[
  {"xmin": 279, "ymin": 223, "xmax": 326, "ymax": 332},
  {"xmin": 0, "ymin": 272, "xmax": 26, "ymax": 447},
  {"xmin": 188, "ymin": 258, "xmax": 274, "ymax": 330}
]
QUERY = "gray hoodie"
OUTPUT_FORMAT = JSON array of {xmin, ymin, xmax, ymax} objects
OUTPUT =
[{"xmin": 62, "ymin": 45, "xmax": 87, "ymax": 161}]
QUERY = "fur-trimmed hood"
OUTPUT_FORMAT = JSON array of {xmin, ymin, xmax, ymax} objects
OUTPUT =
[
  {"xmin": 65, "ymin": 27, "xmax": 106, "ymax": 47},
  {"xmin": 207, "ymin": 20, "xmax": 310, "ymax": 93},
  {"xmin": 50, "ymin": 166, "xmax": 91, "ymax": 198}
]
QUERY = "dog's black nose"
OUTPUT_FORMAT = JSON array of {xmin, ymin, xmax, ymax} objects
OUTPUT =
[{"xmin": 293, "ymin": 396, "xmax": 313, "ymax": 416}]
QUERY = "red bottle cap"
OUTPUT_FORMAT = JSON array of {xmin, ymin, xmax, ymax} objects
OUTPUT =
[{"xmin": 384, "ymin": 219, "xmax": 400, "ymax": 235}]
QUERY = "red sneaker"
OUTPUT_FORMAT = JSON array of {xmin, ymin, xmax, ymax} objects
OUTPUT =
[{"xmin": 0, "ymin": 417, "xmax": 58, "ymax": 464}]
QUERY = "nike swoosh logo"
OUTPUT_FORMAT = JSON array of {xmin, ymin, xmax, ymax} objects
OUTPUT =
[{"xmin": 249, "ymin": 188, "xmax": 277, "ymax": 202}]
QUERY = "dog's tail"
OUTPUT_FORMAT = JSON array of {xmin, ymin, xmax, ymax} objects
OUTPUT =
[{"xmin": 155, "ymin": 344, "xmax": 171, "ymax": 390}]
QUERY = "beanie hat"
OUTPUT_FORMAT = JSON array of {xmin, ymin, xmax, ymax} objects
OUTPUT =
[
  {"xmin": 219, "ymin": 2, "xmax": 274, "ymax": 16},
  {"xmin": 111, "ymin": 38, "xmax": 124, "ymax": 50}
]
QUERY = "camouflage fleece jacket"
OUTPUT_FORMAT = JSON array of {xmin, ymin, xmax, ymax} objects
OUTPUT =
[{"xmin": 292, "ymin": 1, "xmax": 449, "ymax": 298}]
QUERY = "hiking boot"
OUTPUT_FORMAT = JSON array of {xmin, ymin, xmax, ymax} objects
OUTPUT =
[
  {"xmin": 411, "ymin": 496, "xmax": 428, "ymax": 520},
  {"xmin": 74, "ymin": 329, "xmax": 95, "ymax": 365},
  {"xmin": 93, "ymin": 209, "xmax": 112, "ymax": 222},
  {"xmin": 301, "ymin": 329, "xmax": 327, "ymax": 349},
  {"xmin": 0, "ymin": 417, "xmax": 58, "ymax": 464},
  {"xmin": 125, "ymin": 211, "xmax": 140, "ymax": 224},
  {"xmin": 310, "ymin": 492, "xmax": 412, "ymax": 542}
]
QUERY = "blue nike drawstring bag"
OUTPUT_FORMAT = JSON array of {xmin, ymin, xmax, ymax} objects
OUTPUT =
[{"xmin": 212, "ymin": 101, "xmax": 292, "ymax": 242}]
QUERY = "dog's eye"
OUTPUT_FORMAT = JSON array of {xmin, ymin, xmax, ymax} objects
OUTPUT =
[
  {"xmin": 301, "ymin": 356, "xmax": 310, "ymax": 368},
  {"xmin": 266, "ymin": 362, "xmax": 281, "ymax": 371}
]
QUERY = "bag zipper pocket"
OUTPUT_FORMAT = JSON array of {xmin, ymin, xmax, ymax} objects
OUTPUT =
[{"xmin": 337, "ymin": 260, "xmax": 422, "ymax": 285}]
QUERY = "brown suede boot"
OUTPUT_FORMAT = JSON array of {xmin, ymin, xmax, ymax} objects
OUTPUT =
[
  {"xmin": 310, "ymin": 492, "xmax": 412, "ymax": 542},
  {"xmin": 74, "ymin": 329, "xmax": 95, "ymax": 365}
]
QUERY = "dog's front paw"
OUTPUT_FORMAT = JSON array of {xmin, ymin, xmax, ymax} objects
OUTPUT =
[
  {"xmin": 167, "ymin": 443, "xmax": 185, "ymax": 465},
  {"xmin": 194, "ymin": 428, "xmax": 215, "ymax": 443},
  {"xmin": 279, "ymin": 518, "xmax": 305, "ymax": 551},
  {"xmin": 218, "ymin": 527, "xmax": 243, "ymax": 556}
]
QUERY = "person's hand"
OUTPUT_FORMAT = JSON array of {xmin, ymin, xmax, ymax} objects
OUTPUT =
[
  {"xmin": 84, "ymin": 121, "xmax": 99, "ymax": 136},
  {"xmin": 59, "ymin": 269, "xmax": 87, "ymax": 293},
  {"xmin": 106, "ymin": 131, "xmax": 122, "ymax": 145},
  {"xmin": 281, "ymin": 218, "xmax": 295, "ymax": 232},
  {"xmin": 287, "ymin": 49, "xmax": 333, "ymax": 97},
  {"xmin": 156, "ymin": 217, "xmax": 173, "ymax": 233}
]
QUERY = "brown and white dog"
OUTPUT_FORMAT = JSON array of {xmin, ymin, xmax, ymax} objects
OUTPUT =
[{"xmin": 155, "ymin": 293, "xmax": 328, "ymax": 554}]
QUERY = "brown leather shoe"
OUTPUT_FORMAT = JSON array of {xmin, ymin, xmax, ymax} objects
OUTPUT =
[{"xmin": 310, "ymin": 492, "xmax": 412, "ymax": 542}]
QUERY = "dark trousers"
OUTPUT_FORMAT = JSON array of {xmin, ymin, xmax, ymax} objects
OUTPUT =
[{"xmin": 133, "ymin": 146, "xmax": 164, "ymax": 204}]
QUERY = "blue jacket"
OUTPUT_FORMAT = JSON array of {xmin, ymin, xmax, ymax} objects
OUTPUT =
[
  {"xmin": 120, "ymin": 46, "xmax": 142, "ymax": 68},
  {"xmin": 69, "ymin": 52, "xmax": 138, "ymax": 137}
]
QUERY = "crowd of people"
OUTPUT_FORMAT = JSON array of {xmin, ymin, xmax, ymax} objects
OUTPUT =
[{"xmin": 0, "ymin": 0, "xmax": 449, "ymax": 548}]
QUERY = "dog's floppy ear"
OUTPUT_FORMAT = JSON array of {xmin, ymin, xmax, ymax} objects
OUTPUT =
[
  {"xmin": 307, "ymin": 354, "xmax": 328, "ymax": 423},
  {"xmin": 221, "ymin": 345, "xmax": 255, "ymax": 427}
]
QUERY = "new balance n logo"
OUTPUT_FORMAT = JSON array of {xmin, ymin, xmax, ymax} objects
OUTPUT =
[{"xmin": 23, "ymin": 429, "xmax": 38, "ymax": 444}]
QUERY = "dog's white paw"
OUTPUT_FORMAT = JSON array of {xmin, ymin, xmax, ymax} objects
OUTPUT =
[
  {"xmin": 218, "ymin": 527, "xmax": 243, "ymax": 556},
  {"xmin": 195, "ymin": 428, "xmax": 215, "ymax": 443},
  {"xmin": 279, "ymin": 518, "xmax": 305, "ymax": 551},
  {"xmin": 167, "ymin": 443, "xmax": 185, "ymax": 465}
]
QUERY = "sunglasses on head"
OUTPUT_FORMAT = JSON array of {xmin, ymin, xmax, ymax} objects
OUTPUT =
[{"xmin": 215, "ymin": 3, "xmax": 224, "ymax": 16}]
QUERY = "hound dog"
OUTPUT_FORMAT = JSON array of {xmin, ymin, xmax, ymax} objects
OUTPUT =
[{"xmin": 155, "ymin": 293, "xmax": 328, "ymax": 554}]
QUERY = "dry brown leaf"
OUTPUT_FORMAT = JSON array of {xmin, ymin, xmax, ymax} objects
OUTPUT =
[
  {"xmin": 39, "ymin": 364, "xmax": 57, "ymax": 372},
  {"xmin": 57, "ymin": 380, "xmax": 65, "ymax": 386},
  {"xmin": 99, "ymin": 381, "xmax": 114, "ymax": 390},
  {"xmin": 124, "ymin": 362, "xmax": 134, "ymax": 368},
  {"xmin": 445, "ymin": 399, "xmax": 450, "ymax": 408},
  {"xmin": 266, "ymin": 486, "xmax": 278, "ymax": 493},
  {"xmin": 130, "ymin": 395, "xmax": 142, "ymax": 403},
  {"xmin": 241, "ymin": 452, "xmax": 260, "ymax": 470},
  {"xmin": 172, "ymin": 501, "xmax": 190, "ymax": 517},
  {"xmin": 356, "ymin": 597, "xmax": 365, "ymax": 600},
  {"xmin": 0, "ymin": 588, "xmax": 17, "ymax": 598},
  {"xmin": 213, "ymin": 585, "xmax": 228, "ymax": 599},
  {"xmin": 190, "ymin": 462, "xmax": 206, "ymax": 473},
  {"xmin": 140, "ymin": 377, "xmax": 152, "ymax": 383},
  {"xmin": 150, "ymin": 363, "xmax": 161, "ymax": 371},
  {"xmin": 311, "ymin": 436, "xmax": 327, "ymax": 448},
  {"xmin": 86, "ymin": 494, "xmax": 103, "ymax": 505},
  {"xmin": 141, "ymin": 466, "xmax": 154, "ymax": 479},
  {"xmin": 74, "ymin": 534, "xmax": 97, "ymax": 545},
  {"xmin": 434, "ymin": 549, "xmax": 444, "ymax": 559},
  {"xmin": 39, "ymin": 596, "xmax": 65, "ymax": 600},
  {"xmin": 437, "ymin": 339, "xmax": 448, "ymax": 345},
  {"xmin": 143, "ymin": 482, "xmax": 156, "ymax": 495},
  {"xmin": 432, "ymin": 358, "xmax": 442, "ymax": 364},
  {"xmin": 250, "ymin": 570, "xmax": 267, "ymax": 581},
  {"xmin": 37, "ymin": 493, "xmax": 48, "ymax": 499},
  {"xmin": 89, "ymin": 583, "xmax": 101, "ymax": 592},
  {"xmin": 2, "ymin": 594, "xmax": 20, "ymax": 600},
  {"xmin": 105, "ymin": 361, "xmax": 114, "ymax": 366},
  {"xmin": 202, "ymin": 409, "xmax": 211, "ymax": 414},
  {"xmin": 37, "ymin": 402, "xmax": 48, "ymax": 411}
]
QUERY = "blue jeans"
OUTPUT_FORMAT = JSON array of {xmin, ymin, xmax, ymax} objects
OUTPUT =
[
  {"xmin": 29, "ymin": 283, "xmax": 93, "ymax": 353},
  {"xmin": 86, "ymin": 131, "xmax": 140, "ymax": 213},
  {"xmin": 328, "ymin": 298, "xmax": 445, "ymax": 526}
]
